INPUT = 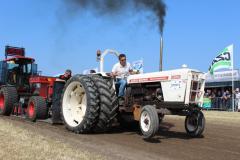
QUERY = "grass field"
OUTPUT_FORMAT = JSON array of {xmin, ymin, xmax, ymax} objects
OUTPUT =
[{"xmin": 0, "ymin": 119, "xmax": 104, "ymax": 160}]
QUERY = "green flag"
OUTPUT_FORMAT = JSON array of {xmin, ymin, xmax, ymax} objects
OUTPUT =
[{"xmin": 209, "ymin": 45, "xmax": 233, "ymax": 75}]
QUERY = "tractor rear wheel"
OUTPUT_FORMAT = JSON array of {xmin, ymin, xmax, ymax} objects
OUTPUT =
[
  {"xmin": 88, "ymin": 75, "xmax": 118, "ymax": 132},
  {"xmin": 185, "ymin": 109, "xmax": 205, "ymax": 137},
  {"xmin": 139, "ymin": 105, "xmax": 159, "ymax": 139},
  {"xmin": 61, "ymin": 75, "xmax": 99, "ymax": 133},
  {"xmin": 27, "ymin": 96, "xmax": 48, "ymax": 122},
  {"xmin": 0, "ymin": 86, "xmax": 18, "ymax": 116}
]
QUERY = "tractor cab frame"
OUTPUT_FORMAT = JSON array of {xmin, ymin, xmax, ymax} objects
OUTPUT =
[{"xmin": 0, "ymin": 46, "xmax": 38, "ymax": 89}]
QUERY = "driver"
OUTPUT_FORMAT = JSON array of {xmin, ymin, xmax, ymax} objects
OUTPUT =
[
  {"xmin": 111, "ymin": 54, "xmax": 133, "ymax": 99},
  {"xmin": 58, "ymin": 69, "xmax": 72, "ymax": 82}
]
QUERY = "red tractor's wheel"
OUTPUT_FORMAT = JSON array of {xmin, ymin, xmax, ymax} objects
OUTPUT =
[
  {"xmin": 0, "ymin": 87, "xmax": 18, "ymax": 116},
  {"xmin": 28, "ymin": 101, "xmax": 35, "ymax": 119},
  {"xmin": 27, "ymin": 96, "xmax": 48, "ymax": 122},
  {"xmin": 0, "ymin": 94, "xmax": 5, "ymax": 110}
]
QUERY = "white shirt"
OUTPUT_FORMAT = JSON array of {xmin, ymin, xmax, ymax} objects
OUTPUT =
[
  {"xmin": 235, "ymin": 92, "xmax": 240, "ymax": 99},
  {"xmin": 112, "ymin": 62, "xmax": 132, "ymax": 79}
]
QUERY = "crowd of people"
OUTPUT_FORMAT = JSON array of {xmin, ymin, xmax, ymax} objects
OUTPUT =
[{"xmin": 204, "ymin": 88, "xmax": 240, "ymax": 111}]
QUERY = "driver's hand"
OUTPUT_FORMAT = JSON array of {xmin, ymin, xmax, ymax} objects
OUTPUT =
[
  {"xmin": 112, "ymin": 71, "xmax": 118, "ymax": 77},
  {"xmin": 110, "ymin": 72, "xmax": 116, "ymax": 77}
]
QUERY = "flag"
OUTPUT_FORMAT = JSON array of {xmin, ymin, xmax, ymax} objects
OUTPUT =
[
  {"xmin": 209, "ymin": 44, "xmax": 233, "ymax": 74},
  {"xmin": 132, "ymin": 59, "xmax": 144, "ymax": 73}
]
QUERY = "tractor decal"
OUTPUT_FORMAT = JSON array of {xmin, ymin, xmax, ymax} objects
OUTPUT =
[
  {"xmin": 129, "ymin": 76, "xmax": 169, "ymax": 83},
  {"xmin": 171, "ymin": 75, "xmax": 181, "ymax": 79}
]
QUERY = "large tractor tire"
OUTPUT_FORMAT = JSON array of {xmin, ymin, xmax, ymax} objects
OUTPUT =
[
  {"xmin": 61, "ymin": 75, "xmax": 99, "ymax": 133},
  {"xmin": 0, "ymin": 86, "xmax": 18, "ymax": 116},
  {"xmin": 88, "ymin": 75, "xmax": 118, "ymax": 132},
  {"xmin": 139, "ymin": 105, "xmax": 159, "ymax": 139},
  {"xmin": 51, "ymin": 81, "xmax": 65, "ymax": 124},
  {"xmin": 185, "ymin": 109, "xmax": 205, "ymax": 137},
  {"xmin": 27, "ymin": 96, "xmax": 48, "ymax": 122}
]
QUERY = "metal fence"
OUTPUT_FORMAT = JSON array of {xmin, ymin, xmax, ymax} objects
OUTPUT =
[{"xmin": 203, "ymin": 97, "xmax": 240, "ymax": 111}]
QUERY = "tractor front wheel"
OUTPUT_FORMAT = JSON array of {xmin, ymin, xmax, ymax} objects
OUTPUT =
[
  {"xmin": 185, "ymin": 109, "xmax": 205, "ymax": 137},
  {"xmin": 139, "ymin": 105, "xmax": 159, "ymax": 139},
  {"xmin": 27, "ymin": 96, "xmax": 48, "ymax": 122}
]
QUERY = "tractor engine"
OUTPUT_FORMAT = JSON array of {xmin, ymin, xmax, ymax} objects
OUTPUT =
[
  {"xmin": 29, "ymin": 76, "xmax": 56, "ymax": 100},
  {"xmin": 127, "ymin": 82, "xmax": 163, "ymax": 105}
]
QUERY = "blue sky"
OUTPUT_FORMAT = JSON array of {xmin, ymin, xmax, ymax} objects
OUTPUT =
[{"xmin": 0, "ymin": 0, "xmax": 239, "ymax": 76}]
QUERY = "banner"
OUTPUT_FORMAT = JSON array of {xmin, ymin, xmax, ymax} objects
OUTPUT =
[
  {"xmin": 202, "ymin": 98, "xmax": 211, "ymax": 109},
  {"xmin": 209, "ymin": 44, "xmax": 233, "ymax": 75},
  {"xmin": 206, "ymin": 70, "xmax": 240, "ymax": 82}
]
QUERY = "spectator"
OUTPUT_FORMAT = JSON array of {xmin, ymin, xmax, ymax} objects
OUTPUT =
[
  {"xmin": 235, "ymin": 88, "xmax": 240, "ymax": 112},
  {"xmin": 211, "ymin": 89, "xmax": 217, "ymax": 109},
  {"xmin": 222, "ymin": 89, "xmax": 231, "ymax": 110},
  {"xmin": 216, "ymin": 90, "xmax": 223, "ymax": 109},
  {"xmin": 216, "ymin": 90, "xmax": 223, "ymax": 97},
  {"xmin": 204, "ymin": 89, "xmax": 212, "ymax": 98}
]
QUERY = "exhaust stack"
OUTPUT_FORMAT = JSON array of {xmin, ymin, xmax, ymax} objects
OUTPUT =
[{"xmin": 160, "ymin": 36, "xmax": 163, "ymax": 71}]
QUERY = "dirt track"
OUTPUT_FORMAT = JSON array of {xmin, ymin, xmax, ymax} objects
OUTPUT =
[{"xmin": 1, "ymin": 111, "xmax": 240, "ymax": 160}]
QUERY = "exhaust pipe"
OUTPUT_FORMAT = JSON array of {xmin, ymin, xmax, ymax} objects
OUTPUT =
[{"xmin": 160, "ymin": 36, "xmax": 163, "ymax": 71}]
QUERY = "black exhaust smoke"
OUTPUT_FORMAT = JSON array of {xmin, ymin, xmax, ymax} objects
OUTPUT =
[
  {"xmin": 64, "ymin": 0, "xmax": 166, "ymax": 34},
  {"xmin": 63, "ymin": 0, "xmax": 166, "ymax": 71}
]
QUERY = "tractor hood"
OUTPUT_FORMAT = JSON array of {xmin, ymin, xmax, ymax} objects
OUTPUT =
[{"xmin": 127, "ymin": 68, "xmax": 204, "ymax": 84}]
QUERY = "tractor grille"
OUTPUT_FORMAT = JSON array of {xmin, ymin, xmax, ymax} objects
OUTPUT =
[{"xmin": 189, "ymin": 75, "xmax": 204, "ymax": 104}]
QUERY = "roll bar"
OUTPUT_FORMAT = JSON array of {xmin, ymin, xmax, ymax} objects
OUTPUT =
[{"xmin": 97, "ymin": 49, "xmax": 120, "ymax": 72}]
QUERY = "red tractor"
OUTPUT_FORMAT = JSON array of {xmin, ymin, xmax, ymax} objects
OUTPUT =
[{"xmin": 0, "ymin": 46, "xmax": 63, "ymax": 123}]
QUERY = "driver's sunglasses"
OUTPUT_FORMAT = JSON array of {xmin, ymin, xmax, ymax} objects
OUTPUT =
[{"xmin": 65, "ymin": 72, "xmax": 71, "ymax": 75}]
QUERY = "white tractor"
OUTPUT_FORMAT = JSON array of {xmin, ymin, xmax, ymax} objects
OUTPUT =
[{"xmin": 60, "ymin": 49, "xmax": 206, "ymax": 139}]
